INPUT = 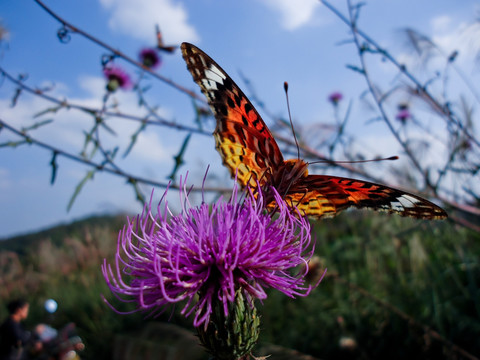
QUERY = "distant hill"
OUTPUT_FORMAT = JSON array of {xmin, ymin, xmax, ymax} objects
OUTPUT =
[{"xmin": 0, "ymin": 214, "xmax": 127, "ymax": 255}]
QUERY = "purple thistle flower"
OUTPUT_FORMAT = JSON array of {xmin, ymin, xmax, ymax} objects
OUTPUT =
[
  {"xmin": 102, "ymin": 176, "xmax": 322, "ymax": 329},
  {"xmin": 103, "ymin": 66, "xmax": 132, "ymax": 92},
  {"xmin": 328, "ymin": 91, "xmax": 343, "ymax": 105},
  {"xmin": 139, "ymin": 48, "xmax": 161, "ymax": 69}
]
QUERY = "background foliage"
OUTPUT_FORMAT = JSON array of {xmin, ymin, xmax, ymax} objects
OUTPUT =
[
  {"xmin": 0, "ymin": 213, "xmax": 478, "ymax": 359},
  {"xmin": 1, "ymin": 1, "xmax": 480, "ymax": 359}
]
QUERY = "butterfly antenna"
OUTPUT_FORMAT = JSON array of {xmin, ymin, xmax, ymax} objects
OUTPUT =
[
  {"xmin": 284, "ymin": 82, "xmax": 300, "ymax": 160},
  {"xmin": 309, "ymin": 156, "xmax": 399, "ymax": 165}
]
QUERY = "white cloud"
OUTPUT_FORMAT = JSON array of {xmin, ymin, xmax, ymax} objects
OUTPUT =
[
  {"xmin": 431, "ymin": 15, "xmax": 452, "ymax": 34},
  {"xmin": 260, "ymin": 0, "xmax": 320, "ymax": 30},
  {"xmin": 390, "ymin": 14, "xmax": 480, "ymax": 78},
  {"xmin": 130, "ymin": 131, "xmax": 170, "ymax": 162},
  {"xmin": 99, "ymin": 0, "xmax": 199, "ymax": 43},
  {"xmin": 430, "ymin": 16, "xmax": 468, "ymax": 55}
]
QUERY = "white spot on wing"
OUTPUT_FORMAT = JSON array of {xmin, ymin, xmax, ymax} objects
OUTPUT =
[
  {"xmin": 401, "ymin": 194, "xmax": 420, "ymax": 204},
  {"xmin": 390, "ymin": 201, "xmax": 404, "ymax": 212},
  {"xmin": 198, "ymin": 55, "xmax": 207, "ymax": 67},
  {"xmin": 205, "ymin": 69, "xmax": 224, "ymax": 85},
  {"xmin": 398, "ymin": 196, "xmax": 416, "ymax": 208},
  {"xmin": 201, "ymin": 79, "xmax": 218, "ymax": 91},
  {"xmin": 208, "ymin": 64, "xmax": 226, "ymax": 80}
]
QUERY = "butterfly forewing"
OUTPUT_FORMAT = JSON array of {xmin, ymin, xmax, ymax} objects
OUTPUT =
[
  {"xmin": 181, "ymin": 42, "xmax": 447, "ymax": 220},
  {"xmin": 181, "ymin": 42, "xmax": 283, "ymax": 188}
]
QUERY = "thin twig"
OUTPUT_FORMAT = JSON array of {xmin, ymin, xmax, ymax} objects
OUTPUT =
[
  {"xmin": 346, "ymin": 0, "xmax": 428, "ymax": 187},
  {"xmin": 33, "ymin": 0, "xmax": 206, "ymax": 103},
  {"xmin": 0, "ymin": 67, "xmax": 209, "ymax": 136},
  {"xmin": 2, "ymin": 63, "xmax": 400, "ymax": 188},
  {"xmin": 0, "ymin": 118, "xmax": 229, "ymax": 193},
  {"xmin": 34, "ymin": 0, "xmax": 428, "ymax": 187},
  {"xmin": 320, "ymin": 0, "xmax": 480, "ymax": 150}
]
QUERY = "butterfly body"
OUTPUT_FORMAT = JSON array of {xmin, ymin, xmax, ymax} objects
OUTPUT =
[{"xmin": 181, "ymin": 42, "xmax": 447, "ymax": 220}]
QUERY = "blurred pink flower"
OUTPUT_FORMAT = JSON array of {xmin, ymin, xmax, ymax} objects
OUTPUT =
[
  {"xmin": 328, "ymin": 91, "xmax": 343, "ymax": 105},
  {"xmin": 396, "ymin": 109, "xmax": 411, "ymax": 123},
  {"xmin": 139, "ymin": 48, "xmax": 161, "ymax": 69},
  {"xmin": 103, "ymin": 66, "xmax": 132, "ymax": 92}
]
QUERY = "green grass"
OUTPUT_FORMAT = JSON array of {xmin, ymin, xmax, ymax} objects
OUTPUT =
[
  {"xmin": 260, "ymin": 212, "xmax": 480, "ymax": 359},
  {"xmin": 0, "ymin": 212, "xmax": 478, "ymax": 359}
]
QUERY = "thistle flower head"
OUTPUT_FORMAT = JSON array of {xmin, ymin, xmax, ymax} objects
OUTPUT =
[
  {"xmin": 139, "ymin": 48, "xmax": 161, "ymax": 69},
  {"xmin": 396, "ymin": 108, "xmax": 412, "ymax": 123},
  {"xmin": 103, "ymin": 66, "xmax": 132, "ymax": 92},
  {"xmin": 102, "ymin": 175, "xmax": 321, "ymax": 329},
  {"xmin": 396, "ymin": 102, "xmax": 412, "ymax": 124},
  {"xmin": 328, "ymin": 91, "xmax": 343, "ymax": 105}
]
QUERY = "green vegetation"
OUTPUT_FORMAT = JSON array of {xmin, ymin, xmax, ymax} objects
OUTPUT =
[
  {"xmin": 0, "ymin": 213, "xmax": 478, "ymax": 359},
  {"xmin": 261, "ymin": 213, "xmax": 480, "ymax": 359}
]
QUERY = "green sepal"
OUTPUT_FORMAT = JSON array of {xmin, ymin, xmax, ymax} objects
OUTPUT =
[{"xmin": 197, "ymin": 289, "xmax": 260, "ymax": 360}]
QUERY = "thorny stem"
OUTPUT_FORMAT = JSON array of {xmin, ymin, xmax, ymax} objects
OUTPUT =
[
  {"xmin": 345, "ymin": 0, "xmax": 429, "ymax": 189},
  {"xmin": 33, "ymin": 0, "xmax": 425, "ymax": 186},
  {"xmin": 321, "ymin": 0, "xmax": 480, "ymax": 230},
  {"xmin": 425, "ymin": 29, "xmax": 480, "ymax": 105},
  {"xmin": 0, "ymin": 66, "xmax": 209, "ymax": 136},
  {"xmin": 89, "ymin": 92, "xmax": 125, "ymax": 174},
  {"xmin": 0, "ymin": 118, "xmax": 230, "ymax": 194},
  {"xmin": 1, "ymin": 65, "xmax": 400, "ymax": 189}
]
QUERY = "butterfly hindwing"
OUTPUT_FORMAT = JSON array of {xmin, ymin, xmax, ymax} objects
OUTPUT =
[
  {"xmin": 283, "ymin": 175, "xmax": 447, "ymax": 219},
  {"xmin": 181, "ymin": 42, "xmax": 283, "ymax": 188}
]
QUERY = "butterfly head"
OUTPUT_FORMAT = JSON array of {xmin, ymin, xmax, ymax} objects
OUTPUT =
[
  {"xmin": 283, "ymin": 159, "xmax": 309, "ymax": 177},
  {"xmin": 262, "ymin": 159, "xmax": 309, "ymax": 213},
  {"xmin": 270, "ymin": 159, "xmax": 309, "ymax": 196}
]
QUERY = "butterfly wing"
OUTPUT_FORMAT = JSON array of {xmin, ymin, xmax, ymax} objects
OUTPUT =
[
  {"xmin": 182, "ymin": 42, "xmax": 447, "ymax": 220},
  {"xmin": 281, "ymin": 174, "xmax": 447, "ymax": 219},
  {"xmin": 181, "ymin": 42, "xmax": 284, "ymax": 188}
]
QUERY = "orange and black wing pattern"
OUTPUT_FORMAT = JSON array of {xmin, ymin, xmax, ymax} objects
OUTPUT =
[
  {"xmin": 282, "ymin": 175, "xmax": 447, "ymax": 219},
  {"xmin": 181, "ymin": 42, "xmax": 284, "ymax": 189},
  {"xmin": 181, "ymin": 42, "xmax": 447, "ymax": 220}
]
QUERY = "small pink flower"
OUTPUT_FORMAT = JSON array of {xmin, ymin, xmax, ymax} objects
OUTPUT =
[
  {"xmin": 328, "ymin": 91, "xmax": 343, "ymax": 105},
  {"xmin": 396, "ymin": 109, "xmax": 411, "ymax": 123},
  {"xmin": 103, "ymin": 66, "xmax": 132, "ymax": 92},
  {"xmin": 139, "ymin": 48, "xmax": 161, "ymax": 69}
]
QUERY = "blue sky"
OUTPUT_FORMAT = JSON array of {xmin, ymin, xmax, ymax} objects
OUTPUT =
[{"xmin": 0, "ymin": 0, "xmax": 479, "ymax": 238}]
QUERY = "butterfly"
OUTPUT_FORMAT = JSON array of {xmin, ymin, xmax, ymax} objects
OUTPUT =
[
  {"xmin": 156, "ymin": 25, "xmax": 177, "ymax": 53},
  {"xmin": 181, "ymin": 42, "xmax": 447, "ymax": 220}
]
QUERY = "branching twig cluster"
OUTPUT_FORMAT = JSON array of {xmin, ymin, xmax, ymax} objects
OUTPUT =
[{"xmin": 321, "ymin": 0, "xmax": 480, "ymax": 231}]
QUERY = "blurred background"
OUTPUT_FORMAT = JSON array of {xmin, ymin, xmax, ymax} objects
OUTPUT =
[{"xmin": 0, "ymin": 0, "xmax": 479, "ymax": 359}]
